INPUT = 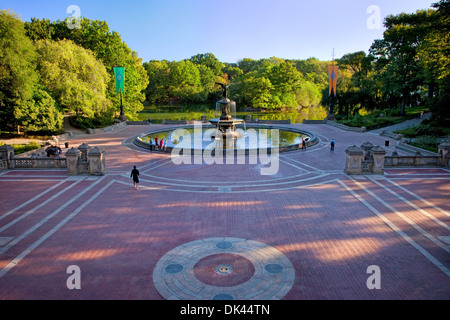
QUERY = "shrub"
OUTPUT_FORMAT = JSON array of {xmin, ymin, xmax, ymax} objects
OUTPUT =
[
  {"xmin": 395, "ymin": 125, "xmax": 446, "ymax": 138},
  {"xmin": 0, "ymin": 141, "xmax": 43, "ymax": 155},
  {"xmin": 384, "ymin": 108, "xmax": 402, "ymax": 117},
  {"xmin": 410, "ymin": 136, "xmax": 439, "ymax": 153}
]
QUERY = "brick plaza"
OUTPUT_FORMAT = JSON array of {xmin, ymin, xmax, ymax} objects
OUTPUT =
[{"xmin": 0, "ymin": 123, "xmax": 449, "ymax": 300}]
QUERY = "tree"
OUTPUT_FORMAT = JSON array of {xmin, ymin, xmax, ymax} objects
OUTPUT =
[
  {"xmin": 143, "ymin": 60, "xmax": 170, "ymax": 104},
  {"xmin": 0, "ymin": 10, "xmax": 38, "ymax": 131},
  {"xmin": 237, "ymin": 75, "xmax": 279, "ymax": 109},
  {"xmin": 223, "ymin": 65, "xmax": 243, "ymax": 81},
  {"xmin": 337, "ymin": 51, "xmax": 381, "ymax": 112},
  {"xmin": 35, "ymin": 39, "xmax": 111, "ymax": 118},
  {"xmin": 417, "ymin": 0, "xmax": 450, "ymax": 119},
  {"xmin": 237, "ymin": 58, "xmax": 258, "ymax": 74},
  {"xmin": 14, "ymin": 86, "xmax": 63, "ymax": 132},
  {"xmin": 24, "ymin": 18, "xmax": 54, "ymax": 41},
  {"xmin": 167, "ymin": 60, "xmax": 203, "ymax": 102},
  {"xmin": 293, "ymin": 58, "xmax": 329, "ymax": 89},
  {"xmin": 370, "ymin": 9, "xmax": 436, "ymax": 115},
  {"xmin": 25, "ymin": 17, "xmax": 149, "ymax": 119},
  {"xmin": 189, "ymin": 53, "xmax": 225, "ymax": 76}
]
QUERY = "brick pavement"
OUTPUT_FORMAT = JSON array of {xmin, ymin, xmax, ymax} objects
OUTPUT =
[{"xmin": 0, "ymin": 123, "xmax": 448, "ymax": 300}]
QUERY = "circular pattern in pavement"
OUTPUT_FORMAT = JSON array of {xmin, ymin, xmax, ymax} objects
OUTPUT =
[{"xmin": 153, "ymin": 237, "xmax": 295, "ymax": 300}]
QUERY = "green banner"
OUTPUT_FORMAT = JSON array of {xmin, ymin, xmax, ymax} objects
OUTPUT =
[{"xmin": 114, "ymin": 67, "xmax": 125, "ymax": 96}]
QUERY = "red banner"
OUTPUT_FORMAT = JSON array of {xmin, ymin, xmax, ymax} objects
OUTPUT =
[{"xmin": 328, "ymin": 65, "xmax": 338, "ymax": 96}]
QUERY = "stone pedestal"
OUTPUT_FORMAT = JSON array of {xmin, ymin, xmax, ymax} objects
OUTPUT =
[
  {"xmin": 345, "ymin": 145, "xmax": 364, "ymax": 175},
  {"xmin": 360, "ymin": 142, "xmax": 374, "ymax": 160},
  {"xmin": 372, "ymin": 146, "xmax": 386, "ymax": 174},
  {"xmin": 0, "ymin": 145, "xmax": 15, "ymax": 169},
  {"xmin": 88, "ymin": 147, "xmax": 106, "ymax": 176},
  {"xmin": 66, "ymin": 148, "xmax": 80, "ymax": 175},
  {"xmin": 438, "ymin": 142, "xmax": 450, "ymax": 167},
  {"xmin": 414, "ymin": 151, "xmax": 422, "ymax": 166}
]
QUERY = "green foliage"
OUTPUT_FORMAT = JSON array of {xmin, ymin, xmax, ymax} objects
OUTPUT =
[
  {"xmin": 25, "ymin": 17, "xmax": 149, "ymax": 119},
  {"xmin": 0, "ymin": 140, "xmax": 42, "ymax": 154},
  {"xmin": 35, "ymin": 39, "xmax": 112, "ymax": 118},
  {"xmin": 143, "ymin": 58, "xmax": 221, "ymax": 104},
  {"xmin": 394, "ymin": 124, "xmax": 446, "ymax": 138},
  {"xmin": 14, "ymin": 86, "xmax": 63, "ymax": 132},
  {"xmin": 410, "ymin": 136, "xmax": 440, "ymax": 153},
  {"xmin": 189, "ymin": 53, "xmax": 224, "ymax": 76},
  {"xmin": 0, "ymin": 10, "xmax": 38, "ymax": 131}
]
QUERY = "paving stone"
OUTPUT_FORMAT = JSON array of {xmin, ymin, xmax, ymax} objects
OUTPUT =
[{"xmin": 0, "ymin": 123, "xmax": 448, "ymax": 300}]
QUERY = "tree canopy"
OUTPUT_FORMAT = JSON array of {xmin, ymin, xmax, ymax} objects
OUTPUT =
[{"xmin": 1, "ymin": 1, "xmax": 448, "ymax": 134}]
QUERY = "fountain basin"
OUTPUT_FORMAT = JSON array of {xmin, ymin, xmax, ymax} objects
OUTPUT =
[{"xmin": 134, "ymin": 124, "xmax": 319, "ymax": 154}]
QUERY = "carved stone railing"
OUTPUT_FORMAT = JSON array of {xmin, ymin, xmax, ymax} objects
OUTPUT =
[
  {"xmin": 0, "ymin": 143, "xmax": 105, "ymax": 175},
  {"xmin": 12, "ymin": 157, "xmax": 67, "ymax": 169},
  {"xmin": 345, "ymin": 142, "xmax": 450, "ymax": 175},
  {"xmin": 385, "ymin": 153, "xmax": 441, "ymax": 167}
]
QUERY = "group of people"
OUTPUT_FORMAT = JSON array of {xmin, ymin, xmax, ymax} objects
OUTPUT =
[
  {"xmin": 149, "ymin": 135, "xmax": 168, "ymax": 152},
  {"xmin": 46, "ymin": 145, "xmax": 62, "ymax": 157},
  {"xmin": 300, "ymin": 138, "xmax": 335, "ymax": 151}
]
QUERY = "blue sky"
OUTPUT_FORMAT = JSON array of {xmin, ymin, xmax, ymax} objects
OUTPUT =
[{"xmin": 2, "ymin": 0, "xmax": 436, "ymax": 63}]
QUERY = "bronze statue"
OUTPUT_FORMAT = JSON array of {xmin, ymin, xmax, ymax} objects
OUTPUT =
[{"xmin": 216, "ymin": 82, "xmax": 229, "ymax": 100}]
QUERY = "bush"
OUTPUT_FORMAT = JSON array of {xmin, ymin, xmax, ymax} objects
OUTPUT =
[
  {"xmin": 384, "ymin": 108, "xmax": 402, "ymax": 117},
  {"xmin": 410, "ymin": 136, "xmax": 439, "ymax": 153},
  {"xmin": 0, "ymin": 141, "xmax": 43, "ymax": 154},
  {"xmin": 395, "ymin": 125, "xmax": 446, "ymax": 138}
]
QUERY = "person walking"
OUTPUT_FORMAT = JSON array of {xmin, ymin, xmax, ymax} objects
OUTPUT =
[
  {"xmin": 149, "ymin": 138, "xmax": 154, "ymax": 152},
  {"xmin": 301, "ymin": 138, "xmax": 306, "ymax": 151},
  {"xmin": 160, "ymin": 139, "xmax": 164, "ymax": 150},
  {"xmin": 155, "ymin": 135, "xmax": 159, "ymax": 150},
  {"xmin": 130, "ymin": 166, "xmax": 140, "ymax": 189},
  {"xmin": 331, "ymin": 139, "xmax": 335, "ymax": 151},
  {"xmin": 163, "ymin": 139, "xmax": 168, "ymax": 151}
]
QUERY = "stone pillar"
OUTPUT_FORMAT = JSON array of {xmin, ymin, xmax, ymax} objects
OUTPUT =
[
  {"xmin": 88, "ymin": 147, "xmax": 106, "ymax": 176},
  {"xmin": 438, "ymin": 142, "xmax": 450, "ymax": 167},
  {"xmin": 371, "ymin": 146, "xmax": 386, "ymax": 174},
  {"xmin": 345, "ymin": 145, "xmax": 364, "ymax": 175},
  {"xmin": 391, "ymin": 151, "xmax": 399, "ymax": 166},
  {"xmin": 0, "ymin": 144, "xmax": 15, "ymax": 169},
  {"xmin": 360, "ymin": 142, "xmax": 374, "ymax": 160},
  {"xmin": 78, "ymin": 143, "xmax": 90, "ymax": 163},
  {"xmin": 414, "ymin": 151, "xmax": 422, "ymax": 166},
  {"xmin": 66, "ymin": 147, "xmax": 80, "ymax": 175}
]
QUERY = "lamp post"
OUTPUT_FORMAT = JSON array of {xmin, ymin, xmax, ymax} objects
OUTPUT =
[
  {"xmin": 118, "ymin": 90, "xmax": 127, "ymax": 122},
  {"xmin": 115, "ymin": 67, "xmax": 127, "ymax": 122}
]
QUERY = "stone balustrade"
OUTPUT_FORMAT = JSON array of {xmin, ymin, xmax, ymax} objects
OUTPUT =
[
  {"xmin": 0, "ymin": 143, "xmax": 106, "ymax": 176},
  {"xmin": 345, "ymin": 141, "xmax": 450, "ymax": 175}
]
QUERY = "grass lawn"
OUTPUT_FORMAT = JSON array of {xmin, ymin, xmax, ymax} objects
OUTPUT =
[{"xmin": 0, "ymin": 141, "xmax": 43, "ymax": 155}]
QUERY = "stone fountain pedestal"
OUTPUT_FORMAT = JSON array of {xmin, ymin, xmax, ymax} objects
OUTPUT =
[{"xmin": 209, "ymin": 98, "xmax": 244, "ymax": 149}]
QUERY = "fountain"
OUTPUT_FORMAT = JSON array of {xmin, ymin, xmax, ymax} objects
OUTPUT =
[
  {"xmin": 208, "ymin": 83, "xmax": 244, "ymax": 150},
  {"xmin": 133, "ymin": 83, "xmax": 319, "ymax": 154}
]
